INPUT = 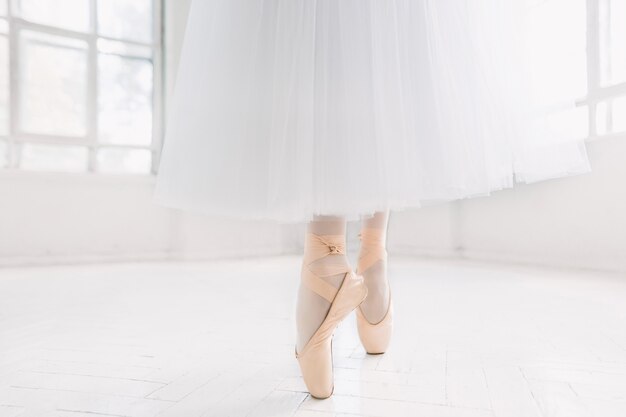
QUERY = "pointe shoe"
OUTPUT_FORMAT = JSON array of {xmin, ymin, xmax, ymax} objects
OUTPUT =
[
  {"xmin": 356, "ymin": 228, "xmax": 393, "ymax": 354},
  {"xmin": 356, "ymin": 297, "xmax": 393, "ymax": 355},
  {"xmin": 296, "ymin": 233, "xmax": 368, "ymax": 399}
]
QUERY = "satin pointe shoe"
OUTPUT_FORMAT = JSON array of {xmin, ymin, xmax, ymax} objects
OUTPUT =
[
  {"xmin": 296, "ymin": 233, "xmax": 368, "ymax": 399},
  {"xmin": 355, "ymin": 228, "xmax": 393, "ymax": 355}
]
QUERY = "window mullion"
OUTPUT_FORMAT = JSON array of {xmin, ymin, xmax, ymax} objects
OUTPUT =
[
  {"xmin": 87, "ymin": 0, "xmax": 98, "ymax": 172},
  {"xmin": 7, "ymin": 0, "xmax": 18, "ymax": 168},
  {"xmin": 151, "ymin": 0, "xmax": 164, "ymax": 174},
  {"xmin": 603, "ymin": 0, "xmax": 613, "ymax": 133},
  {"xmin": 587, "ymin": 0, "xmax": 601, "ymax": 138},
  {"xmin": 97, "ymin": 34, "xmax": 157, "ymax": 49},
  {"xmin": 578, "ymin": 81, "xmax": 626, "ymax": 104},
  {"xmin": 11, "ymin": 18, "xmax": 91, "ymax": 41}
]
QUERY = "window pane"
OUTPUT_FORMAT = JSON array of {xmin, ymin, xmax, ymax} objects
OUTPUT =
[
  {"xmin": 99, "ymin": 54, "xmax": 153, "ymax": 146},
  {"xmin": 596, "ymin": 102, "xmax": 608, "ymax": 135},
  {"xmin": 19, "ymin": 144, "xmax": 88, "ymax": 172},
  {"xmin": 98, "ymin": 0, "xmax": 153, "ymax": 43},
  {"xmin": 0, "ymin": 140, "xmax": 7, "ymax": 167},
  {"xmin": 609, "ymin": 0, "xmax": 626, "ymax": 85},
  {"xmin": 97, "ymin": 148, "xmax": 152, "ymax": 174},
  {"xmin": 19, "ymin": 31, "xmax": 88, "ymax": 137},
  {"xmin": 0, "ymin": 0, "xmax": 6, "ymax": 16},
  {"xmin": 0, "ymin": 18, "xmax": 7, "ymax": 34},
  {"xmin": 17, "ymin": 0, "xmax": 90, "ymax": 32},
  {"xmin": 527, "ymin": 0, "xmax": 587, "ymax": 106},
  {"xmin": 613, "ymin": 96, "xmax": 626, "ymax": 133},
  {"xmin": 0, "ymin": 36, "xmax": 8, "ymax": 136}
]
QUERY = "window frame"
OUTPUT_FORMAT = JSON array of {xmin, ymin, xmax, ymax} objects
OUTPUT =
[
  {"xmin": 0, "ymin": 0, "xmax": 164, "ymax": 174},
  {"xmin": 579, "ymin": 0, "xmax": 626, "ymax": 141}
]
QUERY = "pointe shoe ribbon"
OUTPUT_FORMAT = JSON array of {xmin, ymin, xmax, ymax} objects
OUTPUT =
[
  {"xmin": 357, "ymin": 229, "xmax": 388, "ymax": 273},
  {"xmin": 300, "ymin": 234, "xmax": 347, "ymax": 303},
  {"xmin": 356, "ymin": 228, "xmax": 393, "ymax": 354},
  {"xmin": 296, "ymin": 233, "xmax": 368, "ymax": 399}
]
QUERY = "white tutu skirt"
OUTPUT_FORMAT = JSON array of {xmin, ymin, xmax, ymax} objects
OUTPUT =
[{"xmin": 154, "ymin": 0, "xmax": 590, "ymax": 223}]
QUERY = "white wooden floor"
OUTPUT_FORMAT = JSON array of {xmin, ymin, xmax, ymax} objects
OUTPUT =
[{"xmin": 1, "ymin": 256, "xmax": 625, "ymax": 417}]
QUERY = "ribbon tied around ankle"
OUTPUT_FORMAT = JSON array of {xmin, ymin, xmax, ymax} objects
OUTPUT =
[
  {"xmin": 301, "ymin": 233, "xmax": 349, "ymax": 302},
  {"xmin": 358, "ymin": 229, "xmax": 386, "ymax": 248},
  {"xmin": 357, "ymin": 228, "xmax": 388, "ymax": 273},
  {"xmin": 307, "ymin": 233, "xmax": 346, "ymax": 255}
]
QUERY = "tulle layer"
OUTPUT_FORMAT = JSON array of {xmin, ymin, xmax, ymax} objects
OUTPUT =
[{"xmin": 154, "ymin": 0, "xmax": 590, "ymax": 223}]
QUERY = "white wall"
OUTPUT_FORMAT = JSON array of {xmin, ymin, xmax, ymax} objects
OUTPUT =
[
  {"xmin": 0, "ymin": 170, "xmax": 294, "ymax": 265},
  {"xmin": 387, "ymin": 136, "xmax": 626, "ymax": 272},
  {"xmin": 0, "ymin": 172, "xmax": 172, "ymax": 264}
]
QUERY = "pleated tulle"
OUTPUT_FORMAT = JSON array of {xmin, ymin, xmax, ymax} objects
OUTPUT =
[{"xmin": 154, "ymin": 0, "xmax": 590, "ymax": 223}]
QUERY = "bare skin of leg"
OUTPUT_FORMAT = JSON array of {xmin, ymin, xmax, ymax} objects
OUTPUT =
[
  {"xmin": 358, "ymin": 211, "xmax": 390, "ymax": 323},
  {"xmin": 296, "ymin": 216, "xmax": 350, "ymax": 353}
]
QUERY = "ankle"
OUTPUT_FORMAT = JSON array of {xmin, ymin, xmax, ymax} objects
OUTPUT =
[
  {"xmin": 357, "ymin": 228, "xmax": 387, "ymax": 274},
  {"xmin": 303, "ymin": 251, "xmax": 350, "ymax": 289},
  {"xmin": 359, "ymin": 228, "xmax": 386, "ymax": 247}
]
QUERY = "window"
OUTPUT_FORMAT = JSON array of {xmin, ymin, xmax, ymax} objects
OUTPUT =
[
  {"xmin": 526, "ymin": 0, "xmax": 590, "ymax": 139},
  {"xmin": 593, "ymin": 0, "xmax": 626, "ymax": 137},
  {"xmin": 526, "ymin": 0, "xmax": 626, "ymax": 139},
  {"xmin": 0, "ymin": 0, "xmax": 162, "ymax": 174}
]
